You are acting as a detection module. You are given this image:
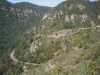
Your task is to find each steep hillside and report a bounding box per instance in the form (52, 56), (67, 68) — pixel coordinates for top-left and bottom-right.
(11, 0), (100, 75)
(14, 0), (100, 63)
(41, 0), (100, 32)
(0, 0), (100, 75)
(0, 0), (49, 60)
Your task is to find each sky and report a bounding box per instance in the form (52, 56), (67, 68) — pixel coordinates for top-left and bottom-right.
(7, 0), (66, 7)
(7, 0), (97, 7)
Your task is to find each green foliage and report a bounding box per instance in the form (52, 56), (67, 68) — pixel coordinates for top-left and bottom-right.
(0, 0), (49, 59)
(70, 29), (95, 48)
(31, 39), (62, 63)
(1, 0), (100, 75)
(49, 69), (62, 75)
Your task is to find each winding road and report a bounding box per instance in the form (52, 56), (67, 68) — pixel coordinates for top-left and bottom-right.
(10, 49), (40, 66)
(10, 25), (100, 65)
(47, 26), (100, 39)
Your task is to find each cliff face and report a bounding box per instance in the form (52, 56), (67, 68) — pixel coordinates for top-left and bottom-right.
(41, 0), (100, 32)
(0, 1), (49, 59)
(0, 0), (100, 75)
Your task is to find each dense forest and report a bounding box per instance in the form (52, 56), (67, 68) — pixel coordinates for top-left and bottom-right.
(0, 0), (100, 75)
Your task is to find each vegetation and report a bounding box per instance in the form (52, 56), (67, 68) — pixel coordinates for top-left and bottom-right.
(0, 0), (49, 60)
(0, 0), (100, 75)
